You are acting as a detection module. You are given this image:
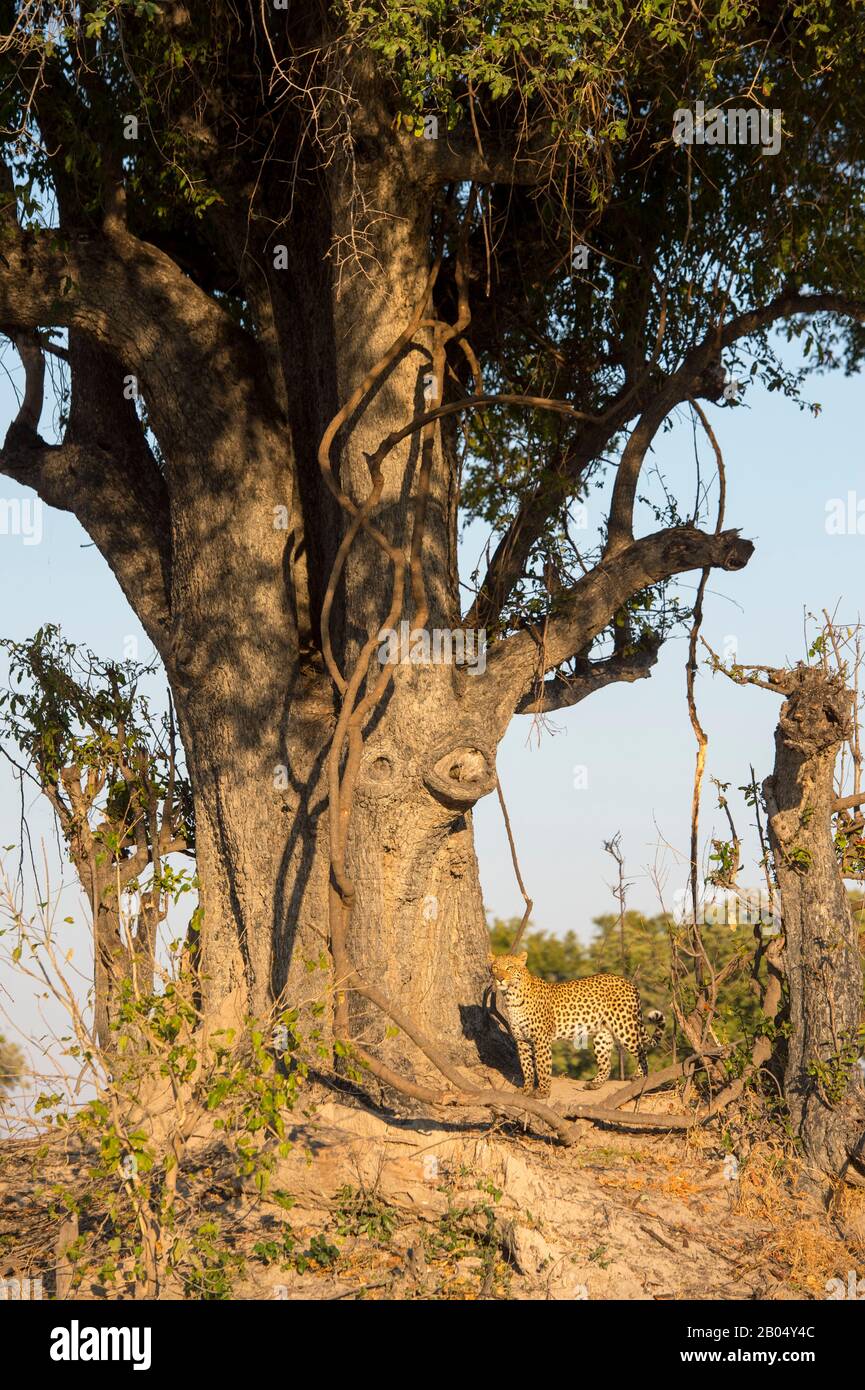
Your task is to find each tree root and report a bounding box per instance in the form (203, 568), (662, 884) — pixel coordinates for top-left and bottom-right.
(345, 983), (751, 1143)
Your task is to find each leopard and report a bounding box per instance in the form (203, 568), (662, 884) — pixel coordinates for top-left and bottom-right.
(488, 950), (665, 1098)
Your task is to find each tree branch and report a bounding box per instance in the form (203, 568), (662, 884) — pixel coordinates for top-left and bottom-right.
(473, 291), (865, 630)
(0, 327), (172, 645)
(604, 292), (865, 557)
(515, 630), (662, 715)
(472, 525), (753, 722)
(0, 210), (285, 473)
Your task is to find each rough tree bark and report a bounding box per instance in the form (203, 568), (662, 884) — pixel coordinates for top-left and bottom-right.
(763, 666), (865, 1181)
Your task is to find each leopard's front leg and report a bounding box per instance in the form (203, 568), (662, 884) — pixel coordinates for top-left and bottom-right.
(533, 1035), (553, 1099)
(516, 1039), (536, 1092)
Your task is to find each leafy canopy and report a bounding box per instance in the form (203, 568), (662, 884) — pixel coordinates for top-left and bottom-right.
(2, 2), (865, 641)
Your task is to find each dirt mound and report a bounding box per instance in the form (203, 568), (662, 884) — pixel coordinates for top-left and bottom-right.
(2, 1078), (863, 1300)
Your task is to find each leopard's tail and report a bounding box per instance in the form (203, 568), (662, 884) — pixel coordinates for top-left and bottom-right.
(644, 1008), (666, 1048)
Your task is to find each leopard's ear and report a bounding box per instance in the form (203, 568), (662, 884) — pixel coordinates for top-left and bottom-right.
(487, 951), (496, 963)
(517, 950), (528, 965)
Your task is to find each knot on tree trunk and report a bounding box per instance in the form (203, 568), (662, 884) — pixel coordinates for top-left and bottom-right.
(776, 666), (853, 758)
(423, 736), (497, 809)
(356, 740), (405, 800)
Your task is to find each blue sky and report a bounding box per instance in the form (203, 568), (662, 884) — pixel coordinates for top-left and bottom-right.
(0, 339), (862, 1062)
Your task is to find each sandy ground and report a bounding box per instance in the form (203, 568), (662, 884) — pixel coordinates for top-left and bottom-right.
(2, 1075), (863, 1300)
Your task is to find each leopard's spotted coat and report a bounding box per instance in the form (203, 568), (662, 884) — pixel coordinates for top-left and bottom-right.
(489, 951), (665, 1097)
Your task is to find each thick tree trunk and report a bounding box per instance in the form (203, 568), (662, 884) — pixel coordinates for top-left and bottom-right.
(338, 664), (497, 1069)
(158, 152), (497, 1076)
(170, 656), (331, 1034)
(175, 655), (497, 1072)
(763, 667), (865, 1181)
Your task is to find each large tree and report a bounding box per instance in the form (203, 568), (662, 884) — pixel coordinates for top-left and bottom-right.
(2, 2), (865, 1081)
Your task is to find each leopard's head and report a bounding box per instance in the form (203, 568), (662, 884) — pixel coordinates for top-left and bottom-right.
(488, 951), (528, 990)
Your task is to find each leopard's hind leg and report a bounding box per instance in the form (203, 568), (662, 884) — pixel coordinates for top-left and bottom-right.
(614, 1005), (650, 1079)
(585, 1028), (614, 1089)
